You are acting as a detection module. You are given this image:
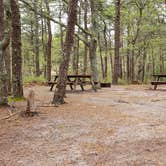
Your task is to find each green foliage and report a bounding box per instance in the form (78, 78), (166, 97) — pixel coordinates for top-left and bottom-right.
(23, 76), (46, 84)
(20, 0), (166, 85)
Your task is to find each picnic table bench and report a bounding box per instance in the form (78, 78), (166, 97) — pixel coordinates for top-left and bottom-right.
(151, 74), (166, 90)
(48, 74), (97, 91)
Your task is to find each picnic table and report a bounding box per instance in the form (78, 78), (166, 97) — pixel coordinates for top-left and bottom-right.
(151, 74), (166, 90)
(48, 74), (97, 91)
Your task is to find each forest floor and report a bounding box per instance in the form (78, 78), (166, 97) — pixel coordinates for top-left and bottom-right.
(0, 85), (166, 166)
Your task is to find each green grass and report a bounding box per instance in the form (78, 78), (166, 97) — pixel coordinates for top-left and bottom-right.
(23, 76), (46, 84)
(8, 96), (26, 102)
(118, 79), (128, 85)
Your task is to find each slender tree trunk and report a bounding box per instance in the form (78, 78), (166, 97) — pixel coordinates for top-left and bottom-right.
(103, 20), (108, 79)
(4, 47), (11, 93)
(131, 7), (143, 82)
(52, 0), (78, 105)
(45, 0), (52, 81)
(72, 4), (81, 75)
(113, 0), (121, 84)
(98, 34), (105, 79)
(90, 0), (99, 85)
(160, 48), (164, 74)
(131, 44), (135, 81)
(142, 42), (147, 82)
(0, 0), (10, 105)
(34, 0), (40, 76)
(127, 25), (130, 82)
(59, 7), (64, 52)
(30, 18), (35, 73)
(83, 0), (88, 75)
(151, 47), (155, 75)
(11, 0), (23, 98)
(104, 56), (108, 78)
(72, 38), (79, 74)
(0, 0), (4, 39)
(41, 2), (47, 78)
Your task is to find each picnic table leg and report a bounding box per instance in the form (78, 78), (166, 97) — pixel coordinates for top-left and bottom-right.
(69, 83), (74, 90)
(68, 77), (73, 90)
(50, 76), (57, 91)
(78, 78), (84, 91)
(154, 76), (160, 90)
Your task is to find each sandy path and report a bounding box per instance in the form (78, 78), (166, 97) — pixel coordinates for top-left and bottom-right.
(0, 85), (166, 166)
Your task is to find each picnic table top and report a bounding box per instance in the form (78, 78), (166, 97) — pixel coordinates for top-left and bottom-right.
(152, 74), (166, 77)
(53, 74), (92, 78)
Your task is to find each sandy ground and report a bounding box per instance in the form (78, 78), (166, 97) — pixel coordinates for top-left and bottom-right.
(0, 85), (166, 166)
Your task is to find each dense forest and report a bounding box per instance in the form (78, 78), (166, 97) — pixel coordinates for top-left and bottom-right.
(0, 0), (166, 105)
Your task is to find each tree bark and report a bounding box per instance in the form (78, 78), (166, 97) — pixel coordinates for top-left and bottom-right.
(45, 0), (52, 81)
(89, 0), (99, 85)
(113, 0), (121, 84)
(33, 0), (40, 76)
(0, 0), (9, 105)
(83, 0), (88, 75)
(52, 0), (78, 105)
(126, 24), (130, 82)
(4, 47), (11, 93)
(11, 0), (23, 97)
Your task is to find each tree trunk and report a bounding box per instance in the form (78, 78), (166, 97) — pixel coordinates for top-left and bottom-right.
(98, 34), (105, 79)
(41, 2), (47, 78)
(33, 0), (40, 76)
(0, 0), (10, 105)
(142, 42), (147, 82)
(72, 38), (79, 74)
(126, 25), (130, 82)
(59, 6), (64, 52)
(45, 0), (52, 81)
(104, 56), (108, 78)
(90, 0), (99, 85)
(83, 0), (88, 75)
(151, 47), (155, 75)
(4, 47), (11, 93)
(131, 44), (135, 81)
(113, 0), (121, 84)
(160, 48), (164, 74)
(11, 0), (23, 98)
(0, 0), (4, 39)
(52, 0), (78, 105)
(30, 18), (35, 73)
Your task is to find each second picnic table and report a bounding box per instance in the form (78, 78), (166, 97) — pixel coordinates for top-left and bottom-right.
(48, 74), (96, 91)
(151, 74), (166, 90)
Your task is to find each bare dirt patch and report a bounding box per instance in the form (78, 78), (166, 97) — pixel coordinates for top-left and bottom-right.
(0, 85), (166, 165)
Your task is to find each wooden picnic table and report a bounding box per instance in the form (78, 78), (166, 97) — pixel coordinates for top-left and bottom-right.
(48, 74), (97, 91)
(151, 74), (166, 90)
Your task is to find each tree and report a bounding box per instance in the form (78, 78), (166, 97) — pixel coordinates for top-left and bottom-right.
(11, 0), (23, 97)
(45, 0), (52, 82)
(52, 0), (78, 105)
(33, 0), (40, 76)
(89, 0), (99, 87)
(113, 0), (121, 84)
(82, 0), (88, 75)
(0, 0), (10, 105)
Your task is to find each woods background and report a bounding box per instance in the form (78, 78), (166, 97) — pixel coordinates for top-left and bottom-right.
(0, 0), (166, 104)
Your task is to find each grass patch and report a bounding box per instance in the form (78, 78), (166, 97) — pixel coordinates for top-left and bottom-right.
(118, 79), (128, 85)
(8, 96), (26, 102)
(23, 76), (46, 84)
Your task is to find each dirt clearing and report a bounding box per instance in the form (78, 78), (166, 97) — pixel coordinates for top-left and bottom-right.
(0, 85), (166, 166)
